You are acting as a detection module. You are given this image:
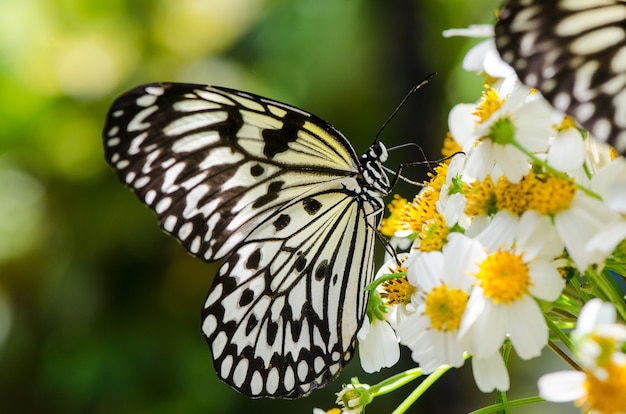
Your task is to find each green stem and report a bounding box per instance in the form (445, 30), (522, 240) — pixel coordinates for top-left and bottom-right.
(468, 396), (544, 414)
(391, 364), (453, 414)
(545, 316), (574, 351)
(368, 367), (423, 397)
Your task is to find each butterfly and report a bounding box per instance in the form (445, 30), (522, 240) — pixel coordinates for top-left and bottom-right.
(103, 82), (391, 398)
(494, 0), (626, 154)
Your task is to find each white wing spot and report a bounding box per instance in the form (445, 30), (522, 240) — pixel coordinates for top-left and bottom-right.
(196, 90), (236, 105)
(128, 132), (148, 155)
(178, 222), (193, 240)
(173, 99), (221, 112)
(110, 153), (120, 163)
(190, 236), (201, 253)
(202, 314), (218, 337)
(204, 283), (223, 308)
(164, 112), (228, 136)
(266, 367), (279, 394)
(220, 355), (234, 379)
(144, 189), (156, 205)
(107, 137), (120, 147)
(172, 131), (220, 153)
(297, 360), (309, 381)
(136, 93), (158, 107)
(107, 126), (119, 137)
(112, 109), (124, 117)
(128, 105), (158, 132)
(134, 176), (150, 189)
(116, 160), (130, 169)
(314, 356), (325, 373)
(283, 365), (295, 392)
(232, 359), (249, 387)
(161, 158), (176, 169)
(161, 162), (186, 192)
(592, 119), (611, 142)
(163, 215), (177, 232)
(145, 85), (164, 96)
(250, 371), (263, 396)
(212, 331), (228, 359)
(155, 197), (172, 214)
(125, 171), (136, 184)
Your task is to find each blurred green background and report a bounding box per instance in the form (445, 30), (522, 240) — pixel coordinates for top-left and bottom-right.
(0, 0), (575, 413)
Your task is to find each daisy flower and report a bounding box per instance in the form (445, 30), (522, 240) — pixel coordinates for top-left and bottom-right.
(396, 233), (484, 372)
(459, 213), (565, 361)
(538, 300), (626, 413)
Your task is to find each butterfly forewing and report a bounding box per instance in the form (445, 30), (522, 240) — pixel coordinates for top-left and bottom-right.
(495, 0), (626, 153)
(103, 82), (388, 398)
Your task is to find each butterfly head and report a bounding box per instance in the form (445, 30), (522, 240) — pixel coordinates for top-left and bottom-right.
(359, 141), (391, 196)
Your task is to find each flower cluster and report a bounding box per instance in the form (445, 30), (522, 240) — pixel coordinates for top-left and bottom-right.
(323, 24), (626, 414)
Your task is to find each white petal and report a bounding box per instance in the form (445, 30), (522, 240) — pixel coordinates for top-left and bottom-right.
(507, 297), (548, 359)
(574, 298), (616, 337)
(474, 210), (517, 252)
(547, 128), (585, 173)
(528, 261), (565, 301)
(516, 211), (564, 261)
(555, 193), (618, 270)
(407, 251), (444, 291)
(441, 233), (485, 289)
(537, 371), (585, 402)
(471, 353), (510, 392)
(358, 320), (399, 373)
(448, 104), (479, 147)
(491, 144), (530, 184)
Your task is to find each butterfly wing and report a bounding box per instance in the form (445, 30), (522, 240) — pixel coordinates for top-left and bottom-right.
(103, 83), (384, 398)
(495, 0), (626, 154)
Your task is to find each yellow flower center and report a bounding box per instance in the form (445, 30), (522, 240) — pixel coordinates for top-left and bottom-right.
(424, 285), (469, 332)
(381, 276), (416, 306)
(379, 194), (409, 236)
(424, 162), (448, 193)
(527, 172), (577, 215)
(402, 188), (440, 233)
(442, 132), (463, 158)
(475, 251), (531, 304)
(474, 86), (504, 123)
(580, 362), (626, 414)
(465, 175), (497, 217)
(495, 173), (534, 214)
(416, 213), (449, 252)
(555, 115), (577, 132)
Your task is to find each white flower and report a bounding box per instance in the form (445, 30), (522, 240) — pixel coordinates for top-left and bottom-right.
(396, 233), (484, 372)
(459, 218), (565, 361)
(538, 300), (626, 413)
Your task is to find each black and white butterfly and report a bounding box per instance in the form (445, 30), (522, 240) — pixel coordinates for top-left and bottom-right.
(103, 83), (391, 398)
(495, 0), (626, 154)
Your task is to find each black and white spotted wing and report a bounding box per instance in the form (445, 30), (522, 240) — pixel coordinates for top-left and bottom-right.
(103, 83), (391, 398)
(495, 0), (626, 154)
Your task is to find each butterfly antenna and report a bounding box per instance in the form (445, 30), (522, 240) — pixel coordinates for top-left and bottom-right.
(374, 73), (437, 143)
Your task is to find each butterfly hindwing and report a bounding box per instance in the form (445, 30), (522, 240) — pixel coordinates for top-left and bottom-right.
(495, 0), (626, 153)
(203, 189), (379, 398)
(103, 82), (388, 398)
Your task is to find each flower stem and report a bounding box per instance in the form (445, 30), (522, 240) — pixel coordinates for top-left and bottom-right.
(468, 396), (544, 414)
(368, 367), (423, 397)
(390, 365), (453, 414)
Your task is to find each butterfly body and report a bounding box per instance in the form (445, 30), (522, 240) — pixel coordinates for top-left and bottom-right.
(103, 82), (390, 398)
(495, 0), (626, 153)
